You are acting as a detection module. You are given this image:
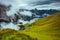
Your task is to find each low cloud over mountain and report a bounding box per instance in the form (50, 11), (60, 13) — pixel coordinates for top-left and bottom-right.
(0, 0), (60, 30)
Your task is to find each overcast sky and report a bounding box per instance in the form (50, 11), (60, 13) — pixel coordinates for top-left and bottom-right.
(0, 0), (60, 9)
(0, 0), (60, 16)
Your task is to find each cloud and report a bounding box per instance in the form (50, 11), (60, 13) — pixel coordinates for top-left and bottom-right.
(51, 0), (60, 2)
(33, 3), (60, 10)
(30, 0), (60, 6)
(20, 11), (32, 16)
(1, 22), (20, 30)
(0, 0), (28, 15)
(0, 0), (60, 16)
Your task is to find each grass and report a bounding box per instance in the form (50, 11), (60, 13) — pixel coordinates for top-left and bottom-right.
(0, 29), (36, 40)
(22, 12), (60, 40)
(0, 12), (60, 40)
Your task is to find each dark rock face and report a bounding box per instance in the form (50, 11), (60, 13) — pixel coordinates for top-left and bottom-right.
(0, 4), (59, 22)
(0, 4), (11, 22)
(18, 8), (59, 21)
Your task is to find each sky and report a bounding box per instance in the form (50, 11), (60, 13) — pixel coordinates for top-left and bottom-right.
(0, 0), (60, 9)
(0, 0), (60, 16)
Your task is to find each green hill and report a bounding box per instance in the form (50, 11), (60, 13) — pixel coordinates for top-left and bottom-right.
(0, 12), (60, 40)
(0, 29), (36, 40)
(23, 12), (60, 40)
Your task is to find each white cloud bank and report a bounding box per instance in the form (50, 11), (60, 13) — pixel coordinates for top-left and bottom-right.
(0, 22), (20, 30)
(20, 11), (32, 16)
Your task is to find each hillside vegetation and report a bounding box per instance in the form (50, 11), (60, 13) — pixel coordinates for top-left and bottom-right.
(0, 29), (36, 40)
(0, 12), (60, 40)
(23, 12), (60, 40)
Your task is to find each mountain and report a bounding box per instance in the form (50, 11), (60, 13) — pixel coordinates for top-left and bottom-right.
(9, 9), (59, 24)
(0, 4), (59, 23)
(23, 12), (60, 40)
(0, 4), (11, 22)
(19, 9), (59, 21)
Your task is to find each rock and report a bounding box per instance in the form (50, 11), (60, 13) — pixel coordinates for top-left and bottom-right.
(0, 4), (11, 22)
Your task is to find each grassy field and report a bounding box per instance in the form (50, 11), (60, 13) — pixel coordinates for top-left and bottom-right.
(0, 29), (36, 40)
(0, 12), (60, 40)
(23, 12), (60, 40)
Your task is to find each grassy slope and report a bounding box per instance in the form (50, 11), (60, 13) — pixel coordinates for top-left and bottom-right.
(0, 29), (35, 40)
(23, 12), (60, 40)
(0, 12), (60, 40)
